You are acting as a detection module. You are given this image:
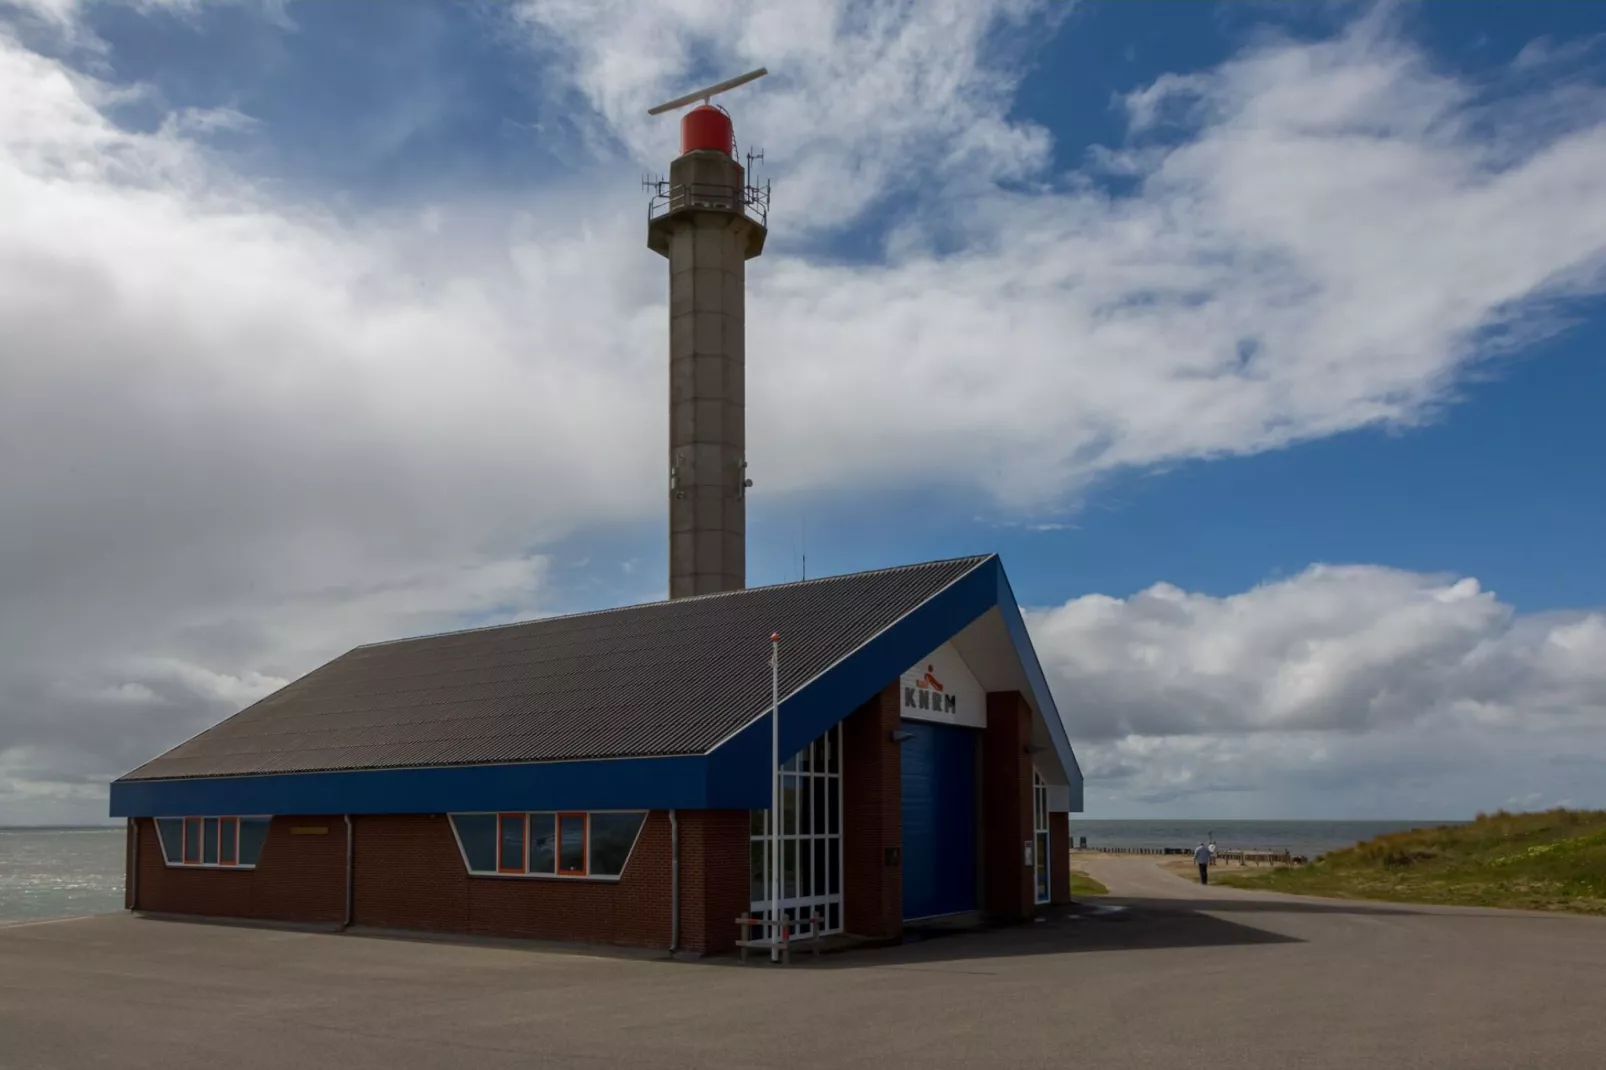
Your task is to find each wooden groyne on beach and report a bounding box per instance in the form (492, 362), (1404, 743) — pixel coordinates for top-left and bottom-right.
(1073, 846), (1299, 865)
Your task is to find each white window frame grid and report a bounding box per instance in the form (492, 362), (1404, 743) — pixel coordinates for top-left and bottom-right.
(750, 723), (844, 936)
(1033, 771), (1051, 905)
(448, 809), (648, 882)
(154, 815), (271, 869)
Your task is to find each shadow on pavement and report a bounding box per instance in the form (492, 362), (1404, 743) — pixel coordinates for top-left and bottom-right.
(712, 901), (1305, 971)
(1101, 896), (1417, 916)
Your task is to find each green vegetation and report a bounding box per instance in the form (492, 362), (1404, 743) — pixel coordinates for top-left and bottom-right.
(1214, 808), (1606, 915)
(1070, 869), (1108, 896)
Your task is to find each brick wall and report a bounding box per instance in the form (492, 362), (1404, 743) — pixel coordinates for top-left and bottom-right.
(676, 810), (750, 954)
(1050, 811), (1071, 904)
(132, 815), (347, 926)
(351, 814), (466, 932)
(982, 691), (1035, 922)
(842, 681), (902, 940)
(355, 812), (680, 949)
(128, 810), (750, 954)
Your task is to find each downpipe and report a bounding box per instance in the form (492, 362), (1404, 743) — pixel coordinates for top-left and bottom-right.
(669, 809), (680, 954)
(343, 814), (354, 930)
(127, 818), (138, 912)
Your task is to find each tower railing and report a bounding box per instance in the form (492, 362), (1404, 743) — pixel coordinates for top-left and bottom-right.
(647, 180), (770, 228)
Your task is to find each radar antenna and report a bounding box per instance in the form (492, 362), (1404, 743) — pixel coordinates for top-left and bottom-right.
(647, 67), (769, 116)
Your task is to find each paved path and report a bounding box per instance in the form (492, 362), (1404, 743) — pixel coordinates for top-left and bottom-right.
(3, 866), (1605, 1070)
(1076, 849), (1592, 915)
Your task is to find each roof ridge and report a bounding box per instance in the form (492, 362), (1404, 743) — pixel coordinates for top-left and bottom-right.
(352, 553), (997, 652)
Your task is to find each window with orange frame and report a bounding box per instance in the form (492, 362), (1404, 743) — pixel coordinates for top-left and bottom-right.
(154, 816), (270, 868)
(450, 811), (646, 879)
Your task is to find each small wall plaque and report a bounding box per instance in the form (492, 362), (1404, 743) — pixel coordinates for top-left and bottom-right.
(291, 826), (329, 835)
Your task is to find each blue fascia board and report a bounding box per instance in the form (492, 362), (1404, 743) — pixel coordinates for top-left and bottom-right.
(706, 556), (1001, 808)
(108, 752), (717, 818)
(995, 564), (1085, 812)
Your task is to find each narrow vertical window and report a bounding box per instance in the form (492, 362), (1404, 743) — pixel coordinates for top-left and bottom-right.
(202, 817), (220, 865)
(796, 837), (811, 899)
(528, 812), (557, 874)
(498, 813), (526, 873)
(749, 839), (766, 904)
(558, 813), (586, 875)
(219, 817), (238, 865)
(182, 817), (202, 864)
(1033, 772), (1050, 904)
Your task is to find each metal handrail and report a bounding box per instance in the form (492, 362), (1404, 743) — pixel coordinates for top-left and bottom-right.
(648, 180), (770, 228)
(735, 912), (823, 965)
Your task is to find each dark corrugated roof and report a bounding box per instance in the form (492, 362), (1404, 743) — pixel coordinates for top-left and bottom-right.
(119, 555), (993, 782)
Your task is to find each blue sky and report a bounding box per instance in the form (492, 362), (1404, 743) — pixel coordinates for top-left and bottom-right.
(2, 0), (1604, 822)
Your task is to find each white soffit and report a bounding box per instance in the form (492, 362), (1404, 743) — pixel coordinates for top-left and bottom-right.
(950, 607), (1074, 788)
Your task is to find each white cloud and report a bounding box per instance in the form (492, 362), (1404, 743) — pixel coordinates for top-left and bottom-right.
(0, 29), (653, 815)
(513, 0), (1055, 229)
(1, 0), (77, 28)
(4, 4), (1606, 819)
(1512, 33), (1606, 74)
(0, 0), (235, 52)
(1029, 565), (1606, 814)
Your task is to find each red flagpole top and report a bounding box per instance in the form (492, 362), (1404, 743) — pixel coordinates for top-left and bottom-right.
(770, 633), (780, 642)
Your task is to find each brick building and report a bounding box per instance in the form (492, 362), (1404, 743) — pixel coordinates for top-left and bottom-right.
(111, 554), (1083, 955)
(111, 81), (1083, 956)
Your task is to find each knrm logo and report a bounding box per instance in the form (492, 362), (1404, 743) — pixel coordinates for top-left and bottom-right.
(904, 665), (957, 716)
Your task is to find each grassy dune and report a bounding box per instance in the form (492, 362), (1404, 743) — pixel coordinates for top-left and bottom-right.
(1070, 869), (1109, 896)
(1213, 808), (1606, 915)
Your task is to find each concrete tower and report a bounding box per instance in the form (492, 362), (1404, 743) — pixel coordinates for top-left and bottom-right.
(647, 72), (769, 600)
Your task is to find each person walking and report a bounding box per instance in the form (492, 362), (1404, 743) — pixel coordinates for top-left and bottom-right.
(1194, 841), (1212, 885)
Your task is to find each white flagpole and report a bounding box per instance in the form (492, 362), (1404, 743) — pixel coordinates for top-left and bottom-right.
(769, 631), (781, 963)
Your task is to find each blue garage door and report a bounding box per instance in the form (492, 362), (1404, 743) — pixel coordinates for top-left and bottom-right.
(900, 719), (978, 921)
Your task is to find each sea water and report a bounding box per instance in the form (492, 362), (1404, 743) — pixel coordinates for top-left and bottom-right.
(0, 827), (125, 923)
(1, 820), (1463, 924)
(1072, 819), (1461, 859)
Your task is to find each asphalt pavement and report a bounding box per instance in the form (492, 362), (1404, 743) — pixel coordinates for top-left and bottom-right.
(2, 857), (1603, 1070)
